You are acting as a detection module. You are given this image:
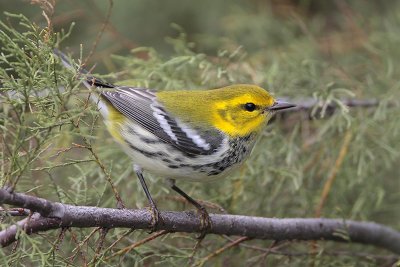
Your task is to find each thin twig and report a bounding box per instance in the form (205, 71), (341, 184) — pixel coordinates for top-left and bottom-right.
(312, 130), (353, 260)
(67, 228), (87, 266)
(67, 227), (100, 263)
(279, 98), (381, 114)
(101, 229), (135, 257)
(82, 0), (113, 68)
(0, 207), (30, 216)
(84, 144), (126, 209)
(315, 130), (353, 217)
(223, 236), (398, 261)
(188, 237), (205, 266)
(197, 236), (250, 266)
(47, 227), (68, 262)
(91, 227), (109, 265)
(106, 230), (169, 260)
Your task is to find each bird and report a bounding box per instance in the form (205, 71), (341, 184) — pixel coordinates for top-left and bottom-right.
(54, 50), (295, 236)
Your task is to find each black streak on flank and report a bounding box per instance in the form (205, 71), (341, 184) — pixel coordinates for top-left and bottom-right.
(140, 136), (161, 144)
(126, 127), (160, 144)
(126, 141), (173, 165)
(168, 165), (179, 169)
(127, 141), (159, 158)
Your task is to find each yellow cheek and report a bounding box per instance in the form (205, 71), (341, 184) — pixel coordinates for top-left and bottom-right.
(239, 115), (265, 136)
(212, 104), (266, 137)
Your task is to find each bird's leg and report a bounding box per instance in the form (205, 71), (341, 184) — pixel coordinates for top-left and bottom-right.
(134, 165), (162, 232)
(168, 179), (211, 239)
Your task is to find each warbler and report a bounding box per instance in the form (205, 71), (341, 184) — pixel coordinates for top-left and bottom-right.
(55, 50), (295, 234)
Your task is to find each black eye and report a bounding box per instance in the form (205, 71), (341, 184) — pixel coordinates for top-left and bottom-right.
(244, 102), (256, 112)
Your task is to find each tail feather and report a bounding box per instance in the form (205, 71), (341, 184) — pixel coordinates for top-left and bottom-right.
(53, 48), (83, 72)
(53, 49), (113, 118)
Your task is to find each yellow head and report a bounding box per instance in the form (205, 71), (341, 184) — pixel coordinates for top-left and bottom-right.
(156, 84), (294, 137)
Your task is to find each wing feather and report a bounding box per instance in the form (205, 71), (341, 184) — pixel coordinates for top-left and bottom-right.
(98, 83), (224, 156)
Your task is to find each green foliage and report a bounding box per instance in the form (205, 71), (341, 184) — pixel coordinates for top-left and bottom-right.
(1, 1), (400, 266)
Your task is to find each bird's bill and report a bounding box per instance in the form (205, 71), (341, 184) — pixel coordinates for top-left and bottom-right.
(268, 100), (296, 111)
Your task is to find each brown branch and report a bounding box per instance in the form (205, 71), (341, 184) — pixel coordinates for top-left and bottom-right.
(319, 130), (352, 207)
(199, 236), (250, 266)
(82, 0), (114, 68)
(278, 98), (381, 114)
(0, 188), (399, 255)
(107, 230), (168, 260)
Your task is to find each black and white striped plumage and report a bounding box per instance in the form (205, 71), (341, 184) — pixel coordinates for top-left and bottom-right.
(89, 78), (257, 181)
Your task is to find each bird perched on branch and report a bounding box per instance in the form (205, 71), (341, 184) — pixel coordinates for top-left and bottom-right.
(54, 50), (295, 237)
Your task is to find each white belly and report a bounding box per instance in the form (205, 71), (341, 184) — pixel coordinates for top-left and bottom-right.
(118, 123), (252, 182)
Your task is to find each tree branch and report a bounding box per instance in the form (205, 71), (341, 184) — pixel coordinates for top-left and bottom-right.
(287, 98), (380, 112)
(0, 188), (399, 255)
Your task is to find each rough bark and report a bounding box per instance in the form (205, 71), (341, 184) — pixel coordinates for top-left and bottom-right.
(0, 188), (399, 254)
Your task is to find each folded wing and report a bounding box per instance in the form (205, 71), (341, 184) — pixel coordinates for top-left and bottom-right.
(96, 81), (224, 156)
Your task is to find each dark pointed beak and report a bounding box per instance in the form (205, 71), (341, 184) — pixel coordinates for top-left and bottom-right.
(268, 100), (296, 111)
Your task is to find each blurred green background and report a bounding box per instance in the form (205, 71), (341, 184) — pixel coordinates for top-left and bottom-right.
(1, 0), (399, 266)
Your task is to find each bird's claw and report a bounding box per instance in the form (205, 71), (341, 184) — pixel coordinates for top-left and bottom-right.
(147, 205), (163, 233)
(196, 206), (211, 240)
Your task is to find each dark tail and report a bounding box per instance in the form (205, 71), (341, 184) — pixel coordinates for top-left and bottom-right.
(53, 49), (115, 89)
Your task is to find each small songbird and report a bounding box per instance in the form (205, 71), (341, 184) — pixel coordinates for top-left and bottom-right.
(55, 50), (295, 236)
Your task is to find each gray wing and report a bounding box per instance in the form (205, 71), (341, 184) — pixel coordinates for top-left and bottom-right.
(97, 82), (224, 156)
